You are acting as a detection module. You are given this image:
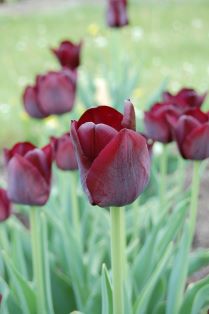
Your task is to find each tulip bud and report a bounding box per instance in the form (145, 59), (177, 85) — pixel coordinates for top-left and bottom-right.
(106, 0), (129, 28)
(23, 69), (76, 118)
(173, 108), (209, 160)
(71, 101), (150, 207)
(4, 143), (53, 206)
(51, 40), (82, 70)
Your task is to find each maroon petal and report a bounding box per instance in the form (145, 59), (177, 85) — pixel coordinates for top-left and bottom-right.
(71, 120), (92, 184)
(85, 129), (150, 207)
(23, 86), (48, 118)
(37, 71), (76, 115)
(4, 142), (36, 164)
(121, 99), (136, 130)
(25, 148), (52, 185)
(7, 155), (50, 206)
(182, 123), (209, 160)
(51, 133), (78, 171)
(0, 188), (11, 222)
(174, 116), (201, 159)
(77, 122), (118, 161)
(77, 106), (123, 131)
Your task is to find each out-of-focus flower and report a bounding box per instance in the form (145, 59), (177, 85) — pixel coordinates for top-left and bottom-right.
(71, 100), (150, 207)
(144, 102), (180, 143)
(163, 88), (207, 109)
(51, 40), (82, 70)
(23, 69), (77, 118)
(87, 23), (100, 37)
(106, 0), (129, 28)
(51, 132), (78, 171)
(0, 188), (11, 222)
(173, 108), (209, 160)
(4, 142), (53, 206)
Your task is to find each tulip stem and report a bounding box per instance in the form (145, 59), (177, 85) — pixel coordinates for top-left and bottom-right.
(110, 207), (125, 314)
(30, 207), (48, 314)
(70, 172), (81, 244)
(159, 144), (168, 208)
(189, 161), (200, 243)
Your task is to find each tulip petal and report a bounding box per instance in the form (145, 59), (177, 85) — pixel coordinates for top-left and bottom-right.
(77, 122), (118, 160)
(37, 72), (76, 115)
(77, 106), (123, 131)
(182, 123), (209, 160)
(4, 142), (36, 164)
(7, 155), (50, 206)
(85, 129), (150, 207)
(23, 86), (48, 118)
(174, 116), (200, 158)
(0, 188), (11, 222)
(121, 100), (136, 130)
(25, 148), (52, 185)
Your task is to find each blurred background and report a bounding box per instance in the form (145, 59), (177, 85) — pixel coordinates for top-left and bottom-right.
(0, 0), (208, 150)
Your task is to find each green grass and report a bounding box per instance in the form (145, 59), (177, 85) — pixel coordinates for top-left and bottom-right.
(0, 1), (209, 148)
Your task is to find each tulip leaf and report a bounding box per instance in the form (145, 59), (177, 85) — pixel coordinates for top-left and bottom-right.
(191, 284), (209, 314)
(133, 243), (172, 314)
(146, 277), (166, 313)
(101, 264), (113, 314)
(0, 277), (10, 314)
(51, 268), (76, 314)
(188, 249), (209, 276)
(2, 250), (36, 314)
(166, 224), (190, 314)
(180, 274), (209, 314)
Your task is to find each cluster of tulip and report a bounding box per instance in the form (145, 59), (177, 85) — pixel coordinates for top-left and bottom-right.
(1, 1), (209, 314)
(145, 88), (208, 160)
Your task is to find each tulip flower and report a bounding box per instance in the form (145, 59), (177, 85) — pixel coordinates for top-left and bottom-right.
(71, 100), (150, 207)
(173, 108), (209, 160)
(144, 102), (181, 143)
(163, 87), (207, 109)
(51, 40), (82, 70)
(51, 132), (78, 171)
(4, 142), (53, 206)
(23, 69), (76, 118)
(106, 0), (129, 28)
(0, 188), (11, 222)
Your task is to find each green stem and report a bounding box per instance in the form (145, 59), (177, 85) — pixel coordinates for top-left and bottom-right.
(30, 207), (47, 314)
(110, 207), (125, 314)
(41, 212), (55, 314)
(159, 144), (168, 207)
(70, 172), (81, 240)
(177, 156), (185, 195)
(189, 161), (200, 243)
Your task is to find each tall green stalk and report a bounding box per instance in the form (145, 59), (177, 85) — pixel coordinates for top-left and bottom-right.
(30, 207), (48, 314)
(159, 144), (168, 207)
(189, 161), (200, 242)
(70, 172), (80, 238)
(110, 207), (125, 314)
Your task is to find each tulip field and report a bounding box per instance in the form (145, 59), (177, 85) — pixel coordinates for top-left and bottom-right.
(1, 1), (209, 314)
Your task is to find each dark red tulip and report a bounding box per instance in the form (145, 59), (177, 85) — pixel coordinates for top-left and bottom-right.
(163, 88), (207, 109)
(173, 108), (209, 160)
(51, 40), (82, 70)
(51, 132), (78, 171)
(0, 188), (11, 222)
(5, 143), (53, 206)
(23, 69), (76, 118)
(144, 102), (181, 143)
(106, 0), (129, 28)
(71, 100), (150, 207)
